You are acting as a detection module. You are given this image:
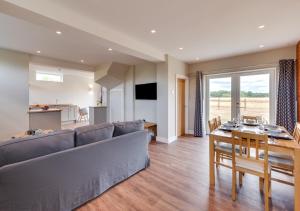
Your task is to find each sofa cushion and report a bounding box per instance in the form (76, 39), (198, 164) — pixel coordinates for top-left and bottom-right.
(75, 123), (114, 146)
(113, 126), (140, 137)
(113, 120), (144, 137)
(0, 130), (75, 168)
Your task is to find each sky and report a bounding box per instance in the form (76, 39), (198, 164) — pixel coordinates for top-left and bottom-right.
(210, 74), (269, 93)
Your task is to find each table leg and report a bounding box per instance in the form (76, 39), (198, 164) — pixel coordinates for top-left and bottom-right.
(209, 135), (215, 186)
(295, 148), (300, 211)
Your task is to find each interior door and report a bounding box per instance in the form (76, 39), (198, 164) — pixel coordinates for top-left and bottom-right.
(177, 79), (185, 136)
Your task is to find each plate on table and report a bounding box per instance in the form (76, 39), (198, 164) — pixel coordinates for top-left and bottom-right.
(219, 122), (239, 132)
(263, 124), (279, 130)
(242, 122), (260, 126)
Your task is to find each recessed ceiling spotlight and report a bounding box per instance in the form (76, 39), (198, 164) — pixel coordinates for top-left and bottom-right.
(56, 31), (62, 35)
(179, 47), (184, 50)
(108, 48), (113, 51)
(80, 59), (84, 63)
(36, 50), (41, 54)
(259, 44), (265, 48)
(150, 29), (157, 34)
(258, 25), (265, 29)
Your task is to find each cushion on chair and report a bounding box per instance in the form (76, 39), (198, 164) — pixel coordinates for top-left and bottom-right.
(113, 120), (144, 137)
(75, 123), (114, 146)
(259, 151), (294, 170)
(215, 142), (240, 153)
(236, 157), (270, 174)
(0, 130), (75, 167)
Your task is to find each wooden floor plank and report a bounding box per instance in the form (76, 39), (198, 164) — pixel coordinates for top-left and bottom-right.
(77, 136), (294, 211)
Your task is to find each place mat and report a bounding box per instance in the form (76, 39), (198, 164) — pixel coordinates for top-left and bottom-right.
(218, 126), (240, 132)
(267, 133), (294, 140)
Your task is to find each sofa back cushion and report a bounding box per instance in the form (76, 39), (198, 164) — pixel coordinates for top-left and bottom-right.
(113, 120), (144, 137)
(0, 130), (75, 168)
(75, 123), (114, 146)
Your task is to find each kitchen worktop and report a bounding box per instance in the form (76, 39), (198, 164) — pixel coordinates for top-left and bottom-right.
(28, 108), (62, 113)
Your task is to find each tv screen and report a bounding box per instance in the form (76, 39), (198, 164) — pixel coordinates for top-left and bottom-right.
(135, 83), (157, 100)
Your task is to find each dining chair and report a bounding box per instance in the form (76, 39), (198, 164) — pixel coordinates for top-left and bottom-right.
(78, 107), (88, 122)
(208, 118), (217, 132)
(217, 116), (222, 127)
(232, 131), (270, 211)
(208, 118), (239, 169)
(260, 122), (300, 186)
(241, 115), (261, 123)
(293, 122), (300, 144)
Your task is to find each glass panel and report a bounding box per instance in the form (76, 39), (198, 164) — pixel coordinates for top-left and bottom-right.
(239, 74), (270, 122)
(209, 77), (231, 122)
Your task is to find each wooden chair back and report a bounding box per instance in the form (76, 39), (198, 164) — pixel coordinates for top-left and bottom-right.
(217, 116), (222, 127)
(232, 131), (269, 175)
(293, 122), (300, 144)
(241, 115), (261, 123)
(208, 118), (218, 132)
(210, 133), (233, 145)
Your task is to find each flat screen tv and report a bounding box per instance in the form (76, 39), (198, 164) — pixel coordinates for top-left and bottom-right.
(135, 83), (157, 100)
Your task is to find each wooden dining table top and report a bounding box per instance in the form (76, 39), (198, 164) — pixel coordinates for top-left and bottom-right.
(210, 124), (300, 150)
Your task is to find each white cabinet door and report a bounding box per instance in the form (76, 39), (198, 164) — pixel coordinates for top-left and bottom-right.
(68, 106), (77, 121)
(61, 107), (69, 122)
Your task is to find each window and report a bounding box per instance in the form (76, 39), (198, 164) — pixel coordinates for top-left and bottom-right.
(36, 71), (63, 82)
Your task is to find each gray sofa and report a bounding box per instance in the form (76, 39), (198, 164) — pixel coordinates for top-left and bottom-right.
(0, 121), (150, 211)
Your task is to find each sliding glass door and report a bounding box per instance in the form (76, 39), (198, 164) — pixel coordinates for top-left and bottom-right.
(239, 73), (271, 122)
(208, 77), (232, 122)
(205, 68), (276, 129)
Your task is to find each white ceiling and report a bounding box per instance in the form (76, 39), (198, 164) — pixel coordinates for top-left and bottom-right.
(1, 0), (300, 64)
(0, 12), (146, 66)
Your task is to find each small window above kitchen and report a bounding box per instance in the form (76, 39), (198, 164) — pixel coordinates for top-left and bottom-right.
(36, 71), (63, 83)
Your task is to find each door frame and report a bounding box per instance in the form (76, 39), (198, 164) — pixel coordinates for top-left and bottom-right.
(175, 74), (189, 137)
(204, 67), (277, 133)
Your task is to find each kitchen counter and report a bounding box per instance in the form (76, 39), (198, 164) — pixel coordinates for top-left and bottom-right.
(29, 109), (61, 130)
(30, 104), (78, 123)
(28, 108), (62, 113)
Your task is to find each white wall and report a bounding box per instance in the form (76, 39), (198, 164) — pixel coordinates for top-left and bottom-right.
(156, 55), (188, 142)
(188, 46), (297, 132)
(156, 61), (169, 139)
(29, 64), (100, 108)
(124, 66), (134, 121)
(134, 62), (157, 122)
(167, 56), (188, 139)
(0, 49), (29, 141)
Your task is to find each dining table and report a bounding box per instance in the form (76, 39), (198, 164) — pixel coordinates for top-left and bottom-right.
(209, 123), (300, 211)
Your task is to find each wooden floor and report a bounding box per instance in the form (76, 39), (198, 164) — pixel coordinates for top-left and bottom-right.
(77, 136), (294, 211)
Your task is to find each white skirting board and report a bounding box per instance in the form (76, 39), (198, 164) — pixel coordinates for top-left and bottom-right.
(156, 136), (177, 144)
(186, 129), (194, 135)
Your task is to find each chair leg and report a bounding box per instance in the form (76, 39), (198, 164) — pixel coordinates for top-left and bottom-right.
(259, 177), (264, 192)
(268, 173), (272, 198)
(239, 172), (243, 187)
(264, 177), (269, 211)
(232, 169), (237, 201)
(216, 152), (220, 168)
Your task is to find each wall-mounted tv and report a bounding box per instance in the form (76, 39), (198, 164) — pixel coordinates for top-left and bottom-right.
(135, 83), (157, 100)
